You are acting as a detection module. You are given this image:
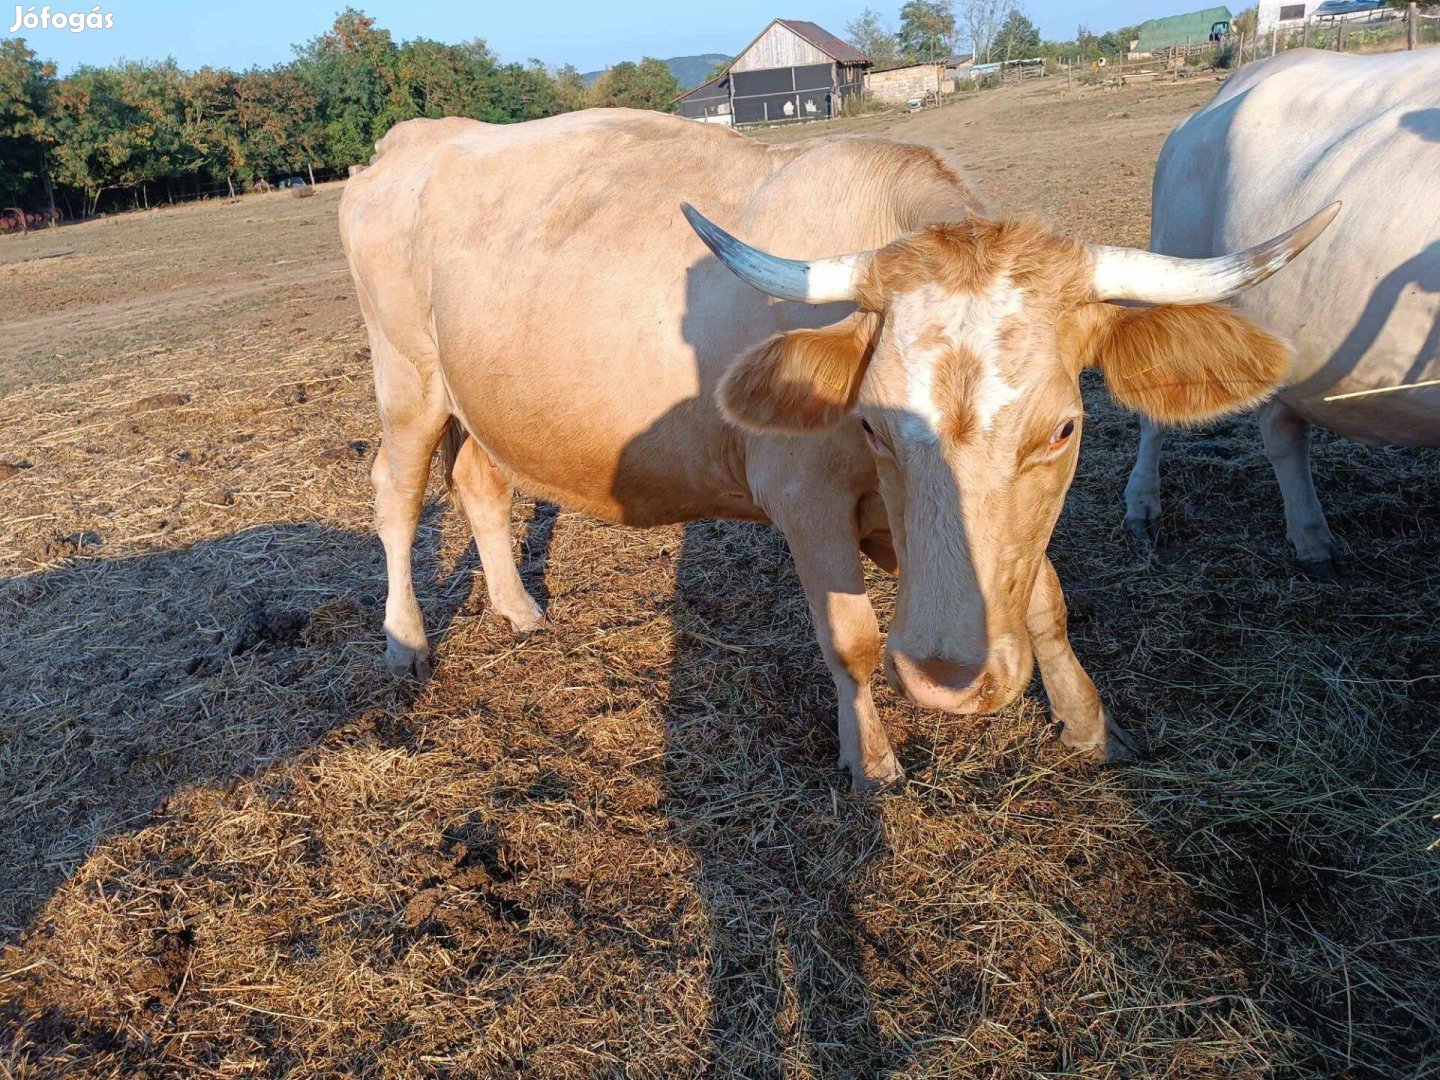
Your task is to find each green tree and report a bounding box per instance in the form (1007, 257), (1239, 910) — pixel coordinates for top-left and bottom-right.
(994, 9), (1041, 59)
(394, 38), (490, 118)
(551, 63), (591, 111)
(180, 66), (246, 195)
(846, 8), (900, 68)
(899, 0), (958, 61)
(1095, 25), (1138, 58)
(47, 61), (189, 215)
(484, 60), (563, 122)
(294, 8), (405, 169)
(233, 65), (323, 184)
(590, 57), (680, 111)
(5, 9), (584, 215)
(0, 38), (56, 206)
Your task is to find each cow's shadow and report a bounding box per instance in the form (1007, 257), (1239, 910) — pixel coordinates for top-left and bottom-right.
(2, 503), (908, 1074)
(660, 518), (902, 1077)
(1400, 107), (1440, 143)
(0, 504), (557, 940)
(1289, 239), (1440, 400)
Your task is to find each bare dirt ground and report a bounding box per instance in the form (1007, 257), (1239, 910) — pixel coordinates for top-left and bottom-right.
(1, 77), (1437, 1078)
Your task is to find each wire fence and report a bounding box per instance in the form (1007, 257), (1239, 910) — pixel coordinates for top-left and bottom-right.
(87, 166), (351, 217)
(1176, 5), (1439, 71)
(1, 165), (353, 228)
(1050, 5), (1440, 90)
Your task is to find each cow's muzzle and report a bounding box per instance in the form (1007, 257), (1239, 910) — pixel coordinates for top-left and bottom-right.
(885, 641), (1030, 715)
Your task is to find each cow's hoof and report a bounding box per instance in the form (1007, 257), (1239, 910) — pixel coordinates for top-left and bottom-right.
(845, 751), (907, 795)
(1061, 711), (1140, 763)
(385, 644), (431, 681)
(1296, 554), (1349, 582)
(497, 594), (546, 634)
(1124, 514), (1160, 550)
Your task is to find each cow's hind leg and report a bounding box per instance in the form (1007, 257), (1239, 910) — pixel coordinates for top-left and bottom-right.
(1028, 558), (1137, 762)
(370, 341), (449, 679)
(1123, 417), (1167, 547)
(775, 500), (903, 793)
(1258, 398), (1343, 579)
(448, 432), (545, 633)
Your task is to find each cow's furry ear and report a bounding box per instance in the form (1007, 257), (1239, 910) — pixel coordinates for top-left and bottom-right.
(1070, 302), (1293, 424)
(717, 313), (878, 433)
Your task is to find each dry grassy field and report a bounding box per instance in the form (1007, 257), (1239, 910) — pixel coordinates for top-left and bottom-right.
(1, 78), (1437, 1078)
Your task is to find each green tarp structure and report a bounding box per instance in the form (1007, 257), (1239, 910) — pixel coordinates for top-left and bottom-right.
(1136, 6), (1233, 51)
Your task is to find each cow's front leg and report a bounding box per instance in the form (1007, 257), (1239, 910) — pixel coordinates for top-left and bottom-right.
(1027, 558), (1137, 762)
(1257, 398), (1343, 578)
(781, 518), (904, 793)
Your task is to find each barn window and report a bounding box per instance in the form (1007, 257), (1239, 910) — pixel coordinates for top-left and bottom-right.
(1279, 4), (1306, 19)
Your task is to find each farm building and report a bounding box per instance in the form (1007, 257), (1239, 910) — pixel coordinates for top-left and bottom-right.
(866, 61), (952, 104)
(1135, 6), (1233, 52)
(676, 18), (870, 126)
(676, 72), (732, 124)
(965, 57), (1047, 83)
(1257, 0), (1389, 32)
(1258, 0), (1320, 29)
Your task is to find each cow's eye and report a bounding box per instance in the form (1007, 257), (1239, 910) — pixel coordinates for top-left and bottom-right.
(859, 416), (893, 458)
(1049, 418), (1077, 451)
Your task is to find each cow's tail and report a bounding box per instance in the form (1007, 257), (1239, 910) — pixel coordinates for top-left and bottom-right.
(440, 417), (466, 498)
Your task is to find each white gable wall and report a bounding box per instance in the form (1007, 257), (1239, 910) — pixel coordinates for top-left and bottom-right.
(1257, 0), (1321, 33)
(731, 22), (833, 72)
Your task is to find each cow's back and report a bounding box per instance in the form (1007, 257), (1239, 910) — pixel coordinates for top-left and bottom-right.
(1152, 49), (1440, 443)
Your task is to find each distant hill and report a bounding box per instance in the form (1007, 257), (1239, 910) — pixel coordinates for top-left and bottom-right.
(582, 53), (730, 91)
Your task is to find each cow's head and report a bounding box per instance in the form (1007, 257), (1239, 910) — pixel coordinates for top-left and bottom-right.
(684, 201), (1337, 714)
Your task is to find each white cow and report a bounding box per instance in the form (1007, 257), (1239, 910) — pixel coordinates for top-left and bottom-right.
(1124, 48), (1440, 576)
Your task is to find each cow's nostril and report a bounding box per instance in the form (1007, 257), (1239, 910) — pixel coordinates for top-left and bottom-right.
(910, 656), (983, 693)
(976, 673), (997, 704)
(904, 656), (984, 696)
(889, 652), (996, 714)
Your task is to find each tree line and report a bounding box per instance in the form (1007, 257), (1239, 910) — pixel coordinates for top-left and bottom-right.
(846, 0), (1139, 69)
(0, 8), (682, 217)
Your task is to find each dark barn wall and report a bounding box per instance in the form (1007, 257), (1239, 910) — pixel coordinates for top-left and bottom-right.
(678, 80), (730, 119)
(731, 62), (835, 124)
(836, 62), (865, 99)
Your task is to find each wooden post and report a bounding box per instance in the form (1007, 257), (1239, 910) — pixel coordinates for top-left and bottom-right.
(1338, 19), (1348, 50)
(1271, 25), (1278, 55)
(1409, 2), (1419, 49)
(1303, 19), (1312, 47)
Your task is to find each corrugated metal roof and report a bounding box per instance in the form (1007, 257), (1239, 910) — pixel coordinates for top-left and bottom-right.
(1313, 0), (1384, 17)
(1136, 6), (1233, 51)
(777, 19), (872, 64)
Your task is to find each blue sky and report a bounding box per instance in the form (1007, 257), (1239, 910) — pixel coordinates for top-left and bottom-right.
(12, 0), (1166, 74)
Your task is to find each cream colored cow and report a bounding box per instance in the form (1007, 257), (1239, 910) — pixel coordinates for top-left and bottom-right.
(340, 109), (1331, 790)
(1126, 49), (1437, 576)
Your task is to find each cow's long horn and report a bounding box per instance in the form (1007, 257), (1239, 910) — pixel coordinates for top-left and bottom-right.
(682, 203), (869, 305)
(1088, 202), (1340, 305)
